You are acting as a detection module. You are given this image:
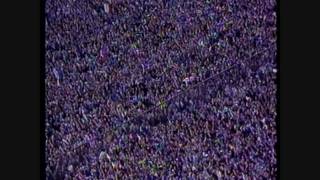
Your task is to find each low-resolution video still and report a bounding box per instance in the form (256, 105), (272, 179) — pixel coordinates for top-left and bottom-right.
(45, 0), (277, 179)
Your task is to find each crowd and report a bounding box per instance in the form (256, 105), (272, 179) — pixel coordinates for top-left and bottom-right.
(46, 0), (277, 179)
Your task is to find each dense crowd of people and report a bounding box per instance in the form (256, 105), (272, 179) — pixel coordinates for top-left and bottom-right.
(46, 0), (277, 179)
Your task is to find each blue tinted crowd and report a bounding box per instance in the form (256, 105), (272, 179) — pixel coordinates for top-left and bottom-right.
(46, 0), (277, 179)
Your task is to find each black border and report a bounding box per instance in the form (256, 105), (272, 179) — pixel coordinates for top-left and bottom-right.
(276, 0), (280, 178)
(40, 0), (46, 179)
(278, 0), (319, 179)
(2, 0), (40, 179)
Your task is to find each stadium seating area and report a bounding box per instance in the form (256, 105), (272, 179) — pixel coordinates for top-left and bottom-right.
(45, 0), (277, 178)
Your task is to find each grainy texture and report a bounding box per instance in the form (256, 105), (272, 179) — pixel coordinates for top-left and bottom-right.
(45, 0), (277, 179)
